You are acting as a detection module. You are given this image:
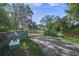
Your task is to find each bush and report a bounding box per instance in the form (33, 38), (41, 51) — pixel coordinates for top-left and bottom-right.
(0, 33), (8, 42)
(46, 31), (58, 37)
(17, 31), (28, 40)
(0, 4), (12, 32)
(0, 32), (9, 55)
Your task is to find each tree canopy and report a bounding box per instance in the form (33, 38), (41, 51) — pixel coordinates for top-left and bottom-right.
(0, 4), (12, 32)
(66, 4), (79, 21)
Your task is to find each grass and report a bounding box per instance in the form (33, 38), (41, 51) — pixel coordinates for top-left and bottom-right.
(35, 32), (44, 35)
(0, 38), (44, 56)
(22, 38), (44, 56)
(62, 36), (79, 44)
(52, 35), (79, 44)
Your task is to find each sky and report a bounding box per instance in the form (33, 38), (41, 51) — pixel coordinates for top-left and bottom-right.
(27, 3), (68, 24)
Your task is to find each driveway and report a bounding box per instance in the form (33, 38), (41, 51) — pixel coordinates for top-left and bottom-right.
(29, 33), (79, 56)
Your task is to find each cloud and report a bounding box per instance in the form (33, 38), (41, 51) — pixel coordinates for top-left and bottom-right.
(29, 3), (42, 7)
(33, 10), (37, 14)
(48, 3), (62, 6)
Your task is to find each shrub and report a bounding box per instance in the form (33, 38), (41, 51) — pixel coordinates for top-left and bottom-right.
(47, 31), (58, 37)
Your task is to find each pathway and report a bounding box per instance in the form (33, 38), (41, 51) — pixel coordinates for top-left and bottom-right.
(29, 33), (79, 56)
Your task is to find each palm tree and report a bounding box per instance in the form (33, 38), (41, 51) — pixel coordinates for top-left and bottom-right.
(53, 15), (70, 33)
(52, 16), (61, 32)
(66, 3), (79, 21)
(40, 15), (54, 31)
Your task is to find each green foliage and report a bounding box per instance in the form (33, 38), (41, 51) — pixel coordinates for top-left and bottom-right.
(62, 36), (79, 44)
(52, 16), (61, 32)
(66, 4), (79, 21)
(0, 38), (44, 56)
(46, 31), (58, 37)
(40, 15), (54, 31)
(0, 4), (12, 32)
(40, 15), (73, 36)
(17, 31), (28, 41)
(32, 22), (38, 30)
(25, 39), (44, 56)
(8, 4), (33, 30)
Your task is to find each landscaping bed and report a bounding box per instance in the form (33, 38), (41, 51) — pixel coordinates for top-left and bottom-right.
(2, 38), (44, 56)
(0, 31), (43, 56)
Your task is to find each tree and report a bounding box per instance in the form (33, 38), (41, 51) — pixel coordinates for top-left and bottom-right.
(18, 4), (33, 30)
(52, 16), (61, 32)
(0, 3), (12, 32)
(32, 22), (38, 30)
(66, 4), (79, 21)
(66, 4), (79, 32)
(7, 4), (33, 31)
(60, 15), (70, 32)
(27, 19), (33, 30)
(52, 15), (71, 33)
(7, 4), (20, 30)
(56, 15), (71, 33)
(40, 15), (54, 31)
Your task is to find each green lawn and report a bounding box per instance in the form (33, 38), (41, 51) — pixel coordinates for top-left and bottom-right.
(62, 36), (79, 44)
(52, 35), (79, 44)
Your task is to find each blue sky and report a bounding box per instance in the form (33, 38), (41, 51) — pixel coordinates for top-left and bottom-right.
(27, 3), (68, 24)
